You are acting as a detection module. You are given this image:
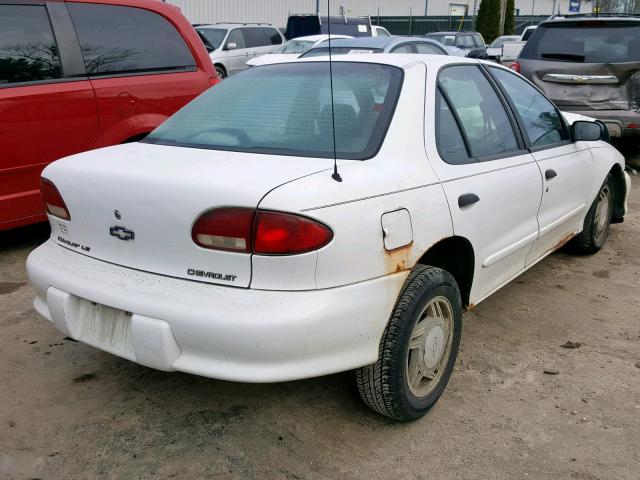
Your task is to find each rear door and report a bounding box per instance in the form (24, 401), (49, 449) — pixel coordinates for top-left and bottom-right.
(426, 65), (542, 302)
(66, 2), (210, 146)
(0, 2), (98, 230)
(487, 66), (594, 266)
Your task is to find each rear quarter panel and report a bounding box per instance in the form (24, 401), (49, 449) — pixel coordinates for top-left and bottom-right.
(256, 63), (454, 290)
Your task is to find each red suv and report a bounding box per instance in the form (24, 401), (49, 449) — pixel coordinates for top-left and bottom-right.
(0, 0), (217, 231)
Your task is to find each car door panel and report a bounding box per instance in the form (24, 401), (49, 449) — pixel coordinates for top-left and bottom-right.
(525, 143), (594, 265)
(427, 65), (543, 303)
(485, 66), (595, 267)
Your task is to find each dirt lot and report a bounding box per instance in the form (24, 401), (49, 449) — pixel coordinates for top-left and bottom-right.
(1, 175), (639, 480)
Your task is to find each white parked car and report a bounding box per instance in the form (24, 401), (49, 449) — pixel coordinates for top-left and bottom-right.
(246, 34), (352, 67)
(28, 55), (630, 421)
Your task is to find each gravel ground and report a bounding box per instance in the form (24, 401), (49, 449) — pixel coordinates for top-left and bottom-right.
(1, 175), (639, 480)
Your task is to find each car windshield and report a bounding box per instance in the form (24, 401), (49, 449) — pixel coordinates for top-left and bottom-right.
(301, 47), (384, 57)
(196, 27), (227, 50)
(523, 23), (640, 63)
(144, 62), (402, 160)
(276, 39), (317, 53)
(426, 34), (455, 46)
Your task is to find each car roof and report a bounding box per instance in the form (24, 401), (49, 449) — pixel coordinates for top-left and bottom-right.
(286, 52), (480, 70)
(198, 23), (276, 29)
(292, 34), (351, 42)
(542, 13), (640, 24)
(306, 36), (447, 49)
(425, 31), (480, 35)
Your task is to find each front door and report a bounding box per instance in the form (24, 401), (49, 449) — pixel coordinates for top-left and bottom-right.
(486, 67), (594, 266)
(426, 65), (543, 303)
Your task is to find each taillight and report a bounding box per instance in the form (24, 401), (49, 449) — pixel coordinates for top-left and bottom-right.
(509, 61), (521, 73)
(192, 208), (254, 252)
(40, 178), (70, 220)
(253, 210), (333, 255)
(192, 208), (333, 255)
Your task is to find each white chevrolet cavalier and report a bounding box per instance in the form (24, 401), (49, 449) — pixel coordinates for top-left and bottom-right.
(28, 55), (630, 421)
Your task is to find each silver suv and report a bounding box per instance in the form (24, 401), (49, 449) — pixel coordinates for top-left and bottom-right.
(196, 23), (284, 78)
(514, 14), (640, 138)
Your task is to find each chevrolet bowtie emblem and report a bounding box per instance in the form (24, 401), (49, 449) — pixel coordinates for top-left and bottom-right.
(110, 225), (135, 241)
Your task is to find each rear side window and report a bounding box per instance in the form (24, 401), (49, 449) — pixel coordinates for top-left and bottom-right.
(262, 28), (283, 45)
(438, 65), (519, 159)
(144, 62), (402, 160)
(490, 67), (567, 148)
(522, 23), (640, 63)
(391, 44), (414, 53)
(242, 28), (268, 48)
(435, 90), (469, 164)
(415, 43), (445, 54)
(0, 5), (61, 85)
(67, 3), (196, 75)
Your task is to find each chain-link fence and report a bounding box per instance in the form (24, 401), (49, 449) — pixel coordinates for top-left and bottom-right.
(371, 15), (549, 36)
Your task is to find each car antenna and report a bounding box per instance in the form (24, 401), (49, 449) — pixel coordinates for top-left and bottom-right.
(327, 0), (342, 182)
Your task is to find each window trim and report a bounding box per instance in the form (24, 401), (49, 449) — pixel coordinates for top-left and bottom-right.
(435, 63), (529, 165)
(484, 65), (572, 153)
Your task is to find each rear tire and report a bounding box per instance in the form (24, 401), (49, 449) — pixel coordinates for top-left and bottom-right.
(356, 265), (462, 421)
(567, 174), (614, 255)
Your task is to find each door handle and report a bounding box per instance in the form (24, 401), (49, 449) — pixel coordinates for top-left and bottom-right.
(458, 193), (480, 208)
(545, 169), (557, 180)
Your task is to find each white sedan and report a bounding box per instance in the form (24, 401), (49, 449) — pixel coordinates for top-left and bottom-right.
(28, 55), (630, 421)
(246, 34), (351, 67)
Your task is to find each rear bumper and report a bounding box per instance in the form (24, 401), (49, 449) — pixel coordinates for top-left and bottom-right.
(559, 108), (640, 138)
(27, 240), (407, 382)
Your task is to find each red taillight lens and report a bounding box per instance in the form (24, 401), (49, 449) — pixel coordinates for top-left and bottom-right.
(192, 207), (255, 252)
(40, 178), (70, 220)
(253, 211), (333, 255)
(192, 208), (333, 255)
(509, 61), (521, 73)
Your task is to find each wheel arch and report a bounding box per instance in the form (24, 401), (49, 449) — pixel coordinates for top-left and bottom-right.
(214, 63), (227, 77)
(415, 236), (475, 309)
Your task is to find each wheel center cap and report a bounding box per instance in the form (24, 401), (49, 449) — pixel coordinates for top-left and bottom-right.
(424, 325), (445, 369)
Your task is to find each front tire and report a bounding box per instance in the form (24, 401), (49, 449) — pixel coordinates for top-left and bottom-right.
(215, 65), (227, 79)
(356, 266), (463, 421)
(567, 174), (614, 255)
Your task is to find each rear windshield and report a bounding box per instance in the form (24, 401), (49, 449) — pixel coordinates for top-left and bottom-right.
(144, 62), (402, 160)
(301, 47), (384, 57)
(522, 23), (640, 63)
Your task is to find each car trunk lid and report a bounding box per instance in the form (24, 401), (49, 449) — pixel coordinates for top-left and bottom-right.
(43, 142), (332, 288)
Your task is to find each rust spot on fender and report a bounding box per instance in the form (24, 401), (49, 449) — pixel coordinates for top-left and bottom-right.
(384, 242), (414, 275)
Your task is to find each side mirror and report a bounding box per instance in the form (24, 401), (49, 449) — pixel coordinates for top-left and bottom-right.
(572, 120), (606, 142)
(225, 42), (237, 51)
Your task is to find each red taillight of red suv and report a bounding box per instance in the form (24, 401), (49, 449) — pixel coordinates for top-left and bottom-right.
(509, 61), (521, 73)
(40, 178), (71, 220)
(192, 208), (333, 255)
